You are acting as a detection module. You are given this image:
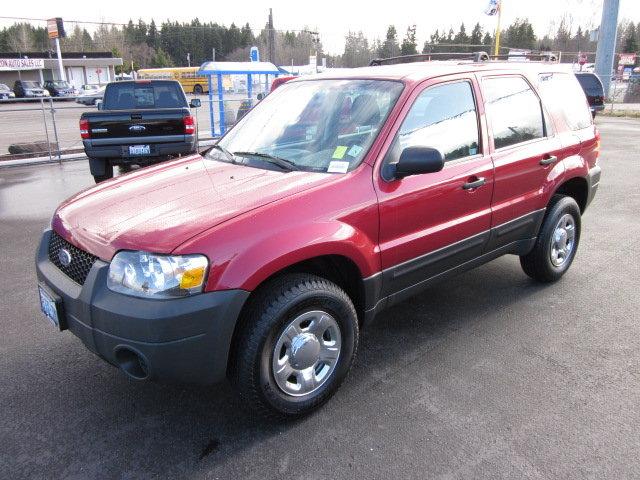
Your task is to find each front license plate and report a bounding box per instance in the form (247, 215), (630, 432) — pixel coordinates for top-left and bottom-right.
(38, 284), (63, 330)
(129, 144), (150, 156)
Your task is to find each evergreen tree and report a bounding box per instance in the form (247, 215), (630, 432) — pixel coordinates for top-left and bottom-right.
(400, 25), (418, 55)
(470, 23), (483, 47)
(380, 25), (400, 58)
(622, 23), (638, 53)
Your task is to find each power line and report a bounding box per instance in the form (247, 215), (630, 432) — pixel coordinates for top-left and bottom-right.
(0, 15), (320, 35)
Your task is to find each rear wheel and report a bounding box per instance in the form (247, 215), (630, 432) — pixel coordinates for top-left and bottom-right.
(230, 273), (359, 418)
(92, 163), (113, 183)
(520, 195), (581, 282)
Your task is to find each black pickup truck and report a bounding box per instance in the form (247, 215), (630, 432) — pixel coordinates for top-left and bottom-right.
(80, 80), (200, 182)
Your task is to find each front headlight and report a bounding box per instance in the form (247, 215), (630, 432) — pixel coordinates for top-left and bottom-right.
(107, 251), (208, 299)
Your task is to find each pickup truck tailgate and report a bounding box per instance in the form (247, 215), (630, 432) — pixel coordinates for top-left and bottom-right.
(88, 109), (187, 140)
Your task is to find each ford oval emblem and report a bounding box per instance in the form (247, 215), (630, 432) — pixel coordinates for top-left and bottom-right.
(58, 248), (72, 267)
(129, 125), (146, 132)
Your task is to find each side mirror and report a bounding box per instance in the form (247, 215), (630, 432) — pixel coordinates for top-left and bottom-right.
(392, 146), (444, 179)
(96, 100), (103, 110)
(190, 98), (201, 108)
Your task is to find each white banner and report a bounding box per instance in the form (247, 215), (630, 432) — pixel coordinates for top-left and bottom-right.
(0, 58), (45, 71)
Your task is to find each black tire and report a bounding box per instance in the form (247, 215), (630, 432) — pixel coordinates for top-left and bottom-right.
(93, 163), (113, 183)
(230, 273), (359, 418)
(193, 84), (203, 94)
(520, 195), (581, 282)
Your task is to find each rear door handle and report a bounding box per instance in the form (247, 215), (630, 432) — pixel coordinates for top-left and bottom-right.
(462, 177), (486, 190)
(540, 155), (558, 166)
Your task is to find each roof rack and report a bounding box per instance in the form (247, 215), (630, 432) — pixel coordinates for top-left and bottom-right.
(369, 51), (558, 67)
(369, 52), (490, 66)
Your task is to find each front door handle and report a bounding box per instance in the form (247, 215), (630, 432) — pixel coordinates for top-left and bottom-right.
(540, 155), (558, 166)
(462, 177), (486, 190)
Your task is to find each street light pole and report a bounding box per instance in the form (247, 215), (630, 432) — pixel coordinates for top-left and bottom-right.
(54, 37), (65, 81)
(594, 0), (621, 98)
(493, 0), (503, 56)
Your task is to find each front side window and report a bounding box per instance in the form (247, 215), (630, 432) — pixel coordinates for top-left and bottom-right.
(483, 76), (545, 149)
(385, 81), (480, 168)
(210, 79), (403, 172)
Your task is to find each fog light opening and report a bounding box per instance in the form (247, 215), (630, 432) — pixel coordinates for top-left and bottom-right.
(114, 347), (149, 380)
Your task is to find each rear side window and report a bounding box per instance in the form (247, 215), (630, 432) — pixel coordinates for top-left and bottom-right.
(538, 73), (593, 131)
(483, 76), (545, 149)
(393, 81), (480, 162)
(104, 82), (187, 110)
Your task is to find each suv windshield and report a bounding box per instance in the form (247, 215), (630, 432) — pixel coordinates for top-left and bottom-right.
(23, 81), (40, 88)
(0, 84), (9, 91)
(103, 81), (187, 110)
(210, 79), (404, 173)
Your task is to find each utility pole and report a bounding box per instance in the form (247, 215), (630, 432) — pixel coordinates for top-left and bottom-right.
(268, 8), (275, 64)
(594, 0), (620, 98)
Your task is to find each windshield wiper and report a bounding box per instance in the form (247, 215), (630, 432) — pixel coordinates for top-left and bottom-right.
(210, 144), (237, 163)
(233, 151), (300, 171)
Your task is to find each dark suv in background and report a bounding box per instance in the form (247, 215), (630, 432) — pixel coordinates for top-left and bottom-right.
(43, 80), (77, 98)
(575, 72), (605, 117)
(13, 80), (49, 98)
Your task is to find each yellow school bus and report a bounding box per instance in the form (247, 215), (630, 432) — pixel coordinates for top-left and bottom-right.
(137, 67), (210, 94)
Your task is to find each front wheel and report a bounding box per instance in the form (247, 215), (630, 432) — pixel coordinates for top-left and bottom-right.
(230, 274), (359, 418)
(520, 195), (581, 282)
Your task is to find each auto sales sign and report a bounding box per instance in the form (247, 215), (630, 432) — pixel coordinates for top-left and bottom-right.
(0, 58), (45, 71)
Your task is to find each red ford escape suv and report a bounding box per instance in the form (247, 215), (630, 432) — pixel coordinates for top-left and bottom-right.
(36, 55), (601, 417)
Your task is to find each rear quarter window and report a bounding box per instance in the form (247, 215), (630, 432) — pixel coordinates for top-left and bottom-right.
(537, 73), (593, 131)
(575, 74), (604, 94)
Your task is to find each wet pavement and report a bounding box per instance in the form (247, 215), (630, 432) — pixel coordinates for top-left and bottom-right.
(1, 116), (640, 479)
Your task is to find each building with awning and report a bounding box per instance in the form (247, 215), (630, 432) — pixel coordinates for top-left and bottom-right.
(0, 52), (123, 90)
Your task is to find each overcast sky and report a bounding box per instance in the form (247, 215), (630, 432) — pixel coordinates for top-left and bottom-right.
(1, 0), (639, 54)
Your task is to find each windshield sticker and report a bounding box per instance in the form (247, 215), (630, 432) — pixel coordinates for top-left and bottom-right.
(347, 145), (363, 157)
(327, 160), (350, 174)
(332, 146), (348, 159)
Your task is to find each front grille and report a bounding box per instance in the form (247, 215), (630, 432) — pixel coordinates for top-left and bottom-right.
(48, 232), (98, 285)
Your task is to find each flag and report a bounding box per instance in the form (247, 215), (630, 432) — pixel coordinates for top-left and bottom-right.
(485, 0), (500, 16)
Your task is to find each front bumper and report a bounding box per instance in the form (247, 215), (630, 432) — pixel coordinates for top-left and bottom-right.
(35, 230), (249, 384)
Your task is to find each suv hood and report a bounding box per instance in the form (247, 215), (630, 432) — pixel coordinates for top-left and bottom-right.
(53, 156), (332, 260)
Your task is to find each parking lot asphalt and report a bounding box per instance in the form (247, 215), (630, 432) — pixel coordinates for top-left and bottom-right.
(1, 116), (639, 479)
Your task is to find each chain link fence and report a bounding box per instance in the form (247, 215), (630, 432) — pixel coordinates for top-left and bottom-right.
(0, 85), (274, 162)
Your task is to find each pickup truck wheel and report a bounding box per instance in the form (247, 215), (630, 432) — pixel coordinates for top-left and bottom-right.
(230, 273), (359, 418)
(520, 195), (581, 282)
(93, 163), (113, 183)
